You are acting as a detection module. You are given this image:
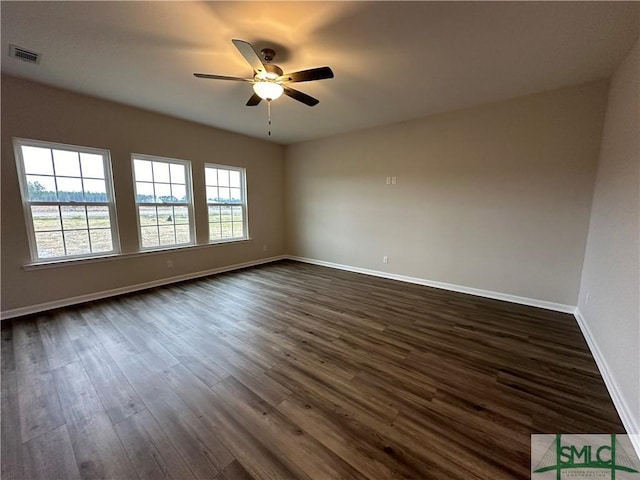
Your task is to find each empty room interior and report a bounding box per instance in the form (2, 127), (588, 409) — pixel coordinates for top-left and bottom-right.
(1, 2), (639, 479)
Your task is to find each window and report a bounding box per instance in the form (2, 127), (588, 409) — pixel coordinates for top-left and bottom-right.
(13, 138), (119, 261)
(205, 164), (247, 242)
(132, 154), (194, 249)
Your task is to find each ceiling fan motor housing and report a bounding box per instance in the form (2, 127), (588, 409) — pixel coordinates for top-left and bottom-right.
(262, 64), (283, 79)
(260, 48), (276, 62)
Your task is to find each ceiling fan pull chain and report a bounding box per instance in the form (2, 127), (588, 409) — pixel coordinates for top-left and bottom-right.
(267, 99), (272, 136)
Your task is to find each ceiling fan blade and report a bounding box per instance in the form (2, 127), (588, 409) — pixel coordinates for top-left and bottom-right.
(283, 87), (320, 107)
(231, 39), (265, 75)
(246, 93), (262, 106)
(194, 73), (253, 82)
(279, 66), (334, 83)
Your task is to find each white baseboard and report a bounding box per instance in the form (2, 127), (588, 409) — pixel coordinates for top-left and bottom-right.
(287, 256), (576, 313)
(574, 308), (640, 459)
(0, 255), (287, 320)
(2, 253), (574, 319)
(3, 253), (637, 458)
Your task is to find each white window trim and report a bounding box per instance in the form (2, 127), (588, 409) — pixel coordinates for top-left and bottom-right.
(13, 137), (121, 262)
(205, 162), (249, 243)
(132, 153), (195, 251)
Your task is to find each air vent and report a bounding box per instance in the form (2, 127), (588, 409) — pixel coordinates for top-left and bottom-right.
(9, 45), (40, 64)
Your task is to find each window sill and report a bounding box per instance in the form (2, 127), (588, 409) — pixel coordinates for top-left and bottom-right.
(23, 238), (253, 271)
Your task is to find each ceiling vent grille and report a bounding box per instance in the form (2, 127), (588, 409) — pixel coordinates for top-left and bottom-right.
(9, 45), (40, 64)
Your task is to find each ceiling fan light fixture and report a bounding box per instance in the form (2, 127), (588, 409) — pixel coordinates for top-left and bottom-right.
(195, 40), (332, 108)
(253, 81), (284, 101)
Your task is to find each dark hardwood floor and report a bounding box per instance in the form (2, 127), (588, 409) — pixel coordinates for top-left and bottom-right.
(1, 260), (624, 479)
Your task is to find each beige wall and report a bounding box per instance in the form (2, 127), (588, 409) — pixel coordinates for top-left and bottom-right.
(285, 81), (609, 306)
(1, 75), (285, 314)
(578, 40), (639, 435)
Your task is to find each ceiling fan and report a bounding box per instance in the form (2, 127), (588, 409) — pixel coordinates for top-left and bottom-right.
(194, 39), (334, 107)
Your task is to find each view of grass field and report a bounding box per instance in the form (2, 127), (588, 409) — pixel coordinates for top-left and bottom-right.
(30, 203), (245, 257)
(138, 205), (190, 247)
(31, 205), (113, 257)
(21, 145), (245, 259)
(209, 205), (244, 241)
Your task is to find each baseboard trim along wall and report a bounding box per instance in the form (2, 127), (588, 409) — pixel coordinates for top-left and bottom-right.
(0, 255), (287, 320)
(4, 253), (636, 457)
(574, 309), (640, 458)
(288, 256), (576, 313)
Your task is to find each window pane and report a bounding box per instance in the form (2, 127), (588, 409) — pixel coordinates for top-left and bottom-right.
(138, 206), (157, 226)
(140, 226), (159, 247)
(230, 188), (241, 203)
(209, 222), (222, 241)
(208, 206), (220, 223)
(136, 182), (155, 202)
(83, 179), (107, 202)
(155, 183), (172, 202)
(232, 206), (243, 222)
(152, 162), (170, 183)
(171, 184), (186, 202)
(218, 187), (230, 201)
(80, 153), (105, 179)
(232, 222), (244, 238)
(229, 170), (241, 188)
(23, 146), (54, 175)
(220, 207), (231, 222)
(173, 206), (189, 224)
(157, 206), (172, 224)
(27, 175), (57, 201)
(134, 159), (153, 182)
(220, 206), (232, 222)
(87, 206), (110, 228)
(61, 206), (88, 230)
(31, 205), (61, 231)
(206, 187), (218, 202)
(53, 150), (81, 177)
(35, 231), (65, 258)
(175, 225), (190, 244)
(221, 222), (233, 238)
(89, 229), (113, 253)
(205, 168), (218, 186)
(158, 225), (175, 245)
(64, 230), (91, 256)
(170, 163), (185, 184)
(218, 169), (230, 187)
(56, 177), (83, 202)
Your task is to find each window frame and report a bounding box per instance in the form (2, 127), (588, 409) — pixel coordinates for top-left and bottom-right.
(205, 163), (249, 243)
(132, 153), (195, 251)
(13, 137), (121, 262)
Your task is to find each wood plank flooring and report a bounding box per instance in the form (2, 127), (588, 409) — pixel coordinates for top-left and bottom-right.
(1, 260), (625, 479)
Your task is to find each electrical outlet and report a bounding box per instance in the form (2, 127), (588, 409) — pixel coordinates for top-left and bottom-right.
(383, 256), (389, 264)
(263, 245), (268, 252)
(167, 260), (173, 268)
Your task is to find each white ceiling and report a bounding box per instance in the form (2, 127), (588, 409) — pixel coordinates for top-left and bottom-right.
(2, 1), (638, 145)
